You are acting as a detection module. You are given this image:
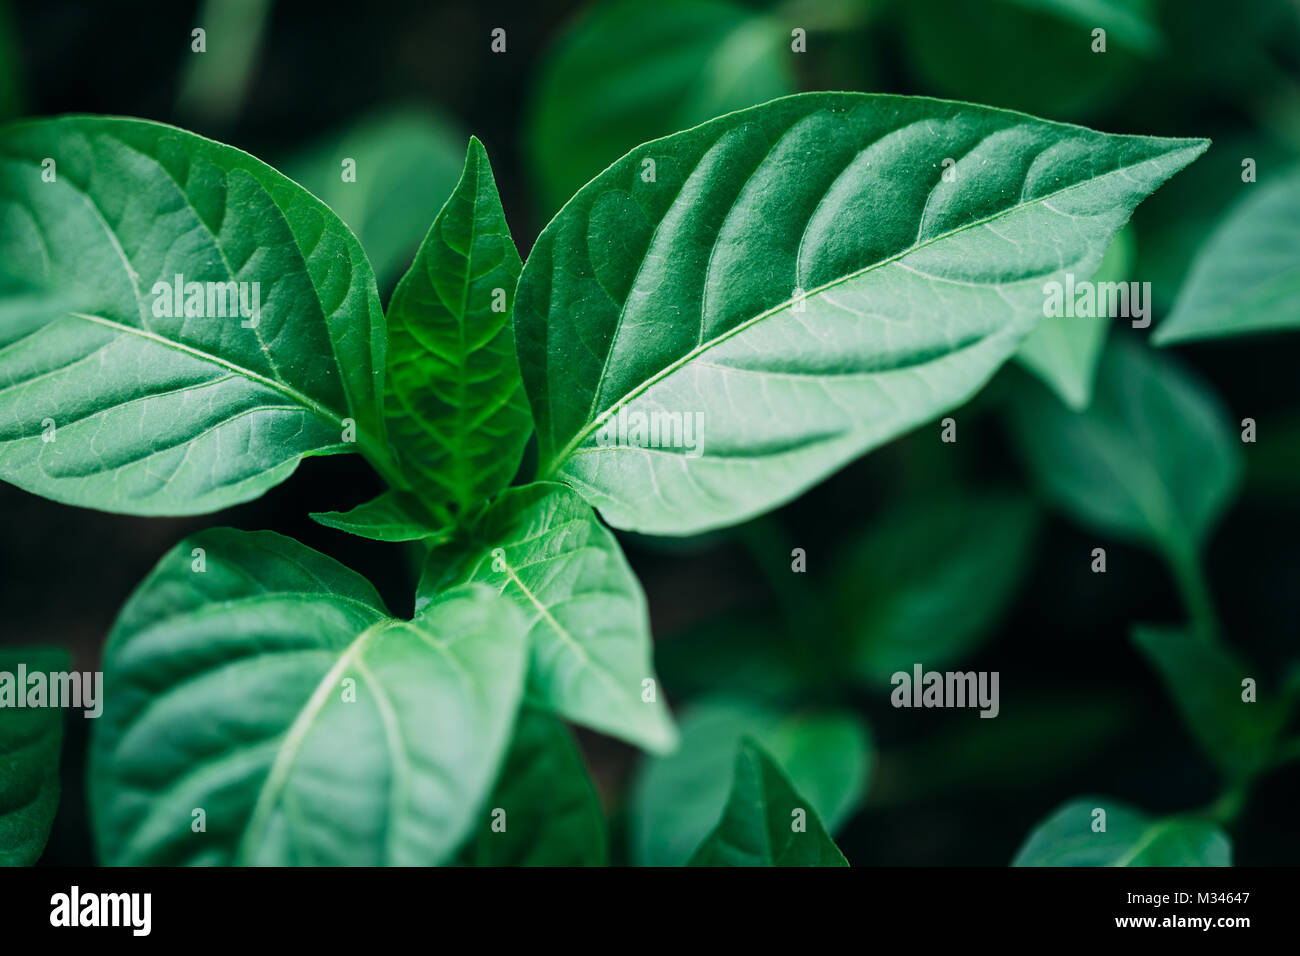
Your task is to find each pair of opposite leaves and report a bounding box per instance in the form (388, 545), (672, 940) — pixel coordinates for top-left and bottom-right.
(0, 93), (1208, 865)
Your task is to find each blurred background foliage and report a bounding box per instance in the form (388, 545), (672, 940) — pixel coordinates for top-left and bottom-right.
(1, 0), (1298, 865)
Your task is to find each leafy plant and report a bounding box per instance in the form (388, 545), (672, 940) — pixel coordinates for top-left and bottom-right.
(0, 84), (1253, 867)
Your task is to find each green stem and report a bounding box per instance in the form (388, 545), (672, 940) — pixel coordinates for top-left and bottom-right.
(1164, 541), (1218, 644)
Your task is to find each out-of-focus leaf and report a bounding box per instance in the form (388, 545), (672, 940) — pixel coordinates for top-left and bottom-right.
(0, 646), (68, 866)
(1014, 226), (1133, 409)
(526, 0), (795, 214)
(461, 707), (607, 866)
(687, 739), (848, 867)
(900, 0), (1154, 119)
(1131, 626), (1286, 779)
(832, 493), (1038, 684)
(1007, 338), (1241, 557)
(631, 697), (871, 867)
(1012, 797), (1231, 866)
(1154, 166), (1300, 345)
(281, 108), (465, 289)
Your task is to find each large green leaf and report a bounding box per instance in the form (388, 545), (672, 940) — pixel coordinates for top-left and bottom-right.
(461, 707), (607, 866)
(1012, 797), (1231, 866)
(515, 92), (1207, 535)
(0, 116), (393, 515)
(526, 0), (794, 215)
(91, 528), (528, 866)
(688, 739), (848, 867)
(281, 107), (466, 289)
(1013, 224), (1132, 410)
(0, 646), (68, 866)
(384, 137), (531, 513)
(1007, 338), (1241, 557)
(1131, 626), (1286, 780)
(1154, 165), (1300, 345)
(417, 482), (677, 753)
(832, 492), (1038, 683)
(631, 696), (871, 867)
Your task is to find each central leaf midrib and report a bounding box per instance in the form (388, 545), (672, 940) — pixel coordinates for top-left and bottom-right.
(543, 147), (1188, 475)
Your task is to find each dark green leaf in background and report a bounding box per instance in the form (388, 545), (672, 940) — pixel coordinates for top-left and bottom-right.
(281, 107), (466, 290)
(527, 0), (795, 215)
(462, 706), (607, 866)
(0, 646), (68, 866)
(92, 529), (528, 865)
(515, 92), (1207, 535)
(1131, 626), (1286, 780)
(1007, 338), (1241, 558)
(631, 696), (871, 866)
(831, 492), (1038, 683)
(1013, 796), (1231, 866)
(1154, 165), (1300, 345)
(384, 137), (531, 513)
(688, 738), (848, 867)
(0, 117), (391, 515)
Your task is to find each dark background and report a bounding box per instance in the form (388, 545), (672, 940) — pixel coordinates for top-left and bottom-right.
(2, 0), (1298, 866)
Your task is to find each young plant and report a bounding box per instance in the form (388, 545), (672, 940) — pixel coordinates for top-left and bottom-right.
(0, 93), (1207, 865)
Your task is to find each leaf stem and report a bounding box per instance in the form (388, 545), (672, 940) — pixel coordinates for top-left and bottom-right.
(1164, 541), (1219, 644)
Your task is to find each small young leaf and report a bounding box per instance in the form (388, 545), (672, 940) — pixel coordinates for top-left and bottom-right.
(0, 646), (68, 866)
(1154, 165), (1300, 345)
(463, 707), (607, 866)
(91, 529), (528, 866)
(281, 107), (466, 289)
(384, 137), (531, 513)
(1012, 797), (1231, 866)
(631, 696), (871, 867)
(0, 117), (391, 515)
(526, 0), (794, 214)
(832, 492), (1039, 683)
(1007, 338), (1241, 557)
(516, 92), (1207, 535)
(310, 489), (452, 543)
(688, 739), (848, 867)
(1131, 626), (1286, 780)
(417, 482), (677, 753)
(1013, 225), (1133, 410)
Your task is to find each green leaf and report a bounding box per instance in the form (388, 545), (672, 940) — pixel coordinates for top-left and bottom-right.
(0, 646), (68, 866)
(384, 137), (531, 513)
(516, 92), (1207, 535)
(526, 0), (794, 215)
(832, 492), (1038, 683)
(900, 0), (1156, 120)
(90, 528), (528, 865)
(310, 489), (452, 543)
(462, 706), (607, 866)
(631, 696), (871, 867)
(1007, 338), (1241, 556)
(0, 116), (393, 515)
(1154, 165), (1300, 345)
(1131, 626), (1286, 780)
(1012, 797), (1231, 866)
(688, 739), (848, 867)
(1014, 225), (1133, 410)
(281, 107), (466, 288)
(417, 482), (677, 753)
